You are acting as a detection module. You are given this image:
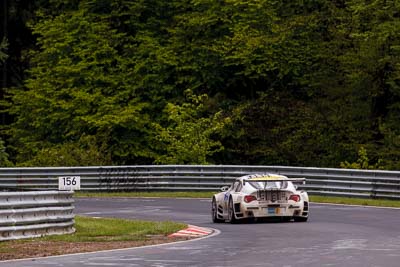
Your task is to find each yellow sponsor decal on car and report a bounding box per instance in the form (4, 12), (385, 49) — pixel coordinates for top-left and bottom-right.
(249, 175), (287, 181)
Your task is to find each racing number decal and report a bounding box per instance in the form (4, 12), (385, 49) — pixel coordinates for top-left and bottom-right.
(224, 192), (230, 201)
(223, 191), (230, 211)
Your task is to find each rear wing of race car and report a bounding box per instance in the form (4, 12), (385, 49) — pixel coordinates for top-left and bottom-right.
(243, 178), (306, 184)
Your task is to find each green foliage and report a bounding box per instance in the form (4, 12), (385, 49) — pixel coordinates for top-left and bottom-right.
(219, 90), (348, 166)
(3, 0), (400, 169)
(332, 0), (400, 169)
(18, 135), (111, 167)
(0, 38), (8, 64)
(154, 90), (230, 164)
(0, 138), (12, 167)
(8, 2), (162, 164)
(340, 147), (382, 170)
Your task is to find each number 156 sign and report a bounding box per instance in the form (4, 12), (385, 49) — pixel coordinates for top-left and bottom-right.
(58, 176), (81, 191)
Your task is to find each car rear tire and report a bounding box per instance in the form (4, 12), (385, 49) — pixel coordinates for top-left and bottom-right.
(227, 198), (237, 224)
(212, 198), (223, 223)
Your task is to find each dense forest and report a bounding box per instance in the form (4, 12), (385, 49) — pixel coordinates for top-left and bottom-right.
(0, 0), (400, 169)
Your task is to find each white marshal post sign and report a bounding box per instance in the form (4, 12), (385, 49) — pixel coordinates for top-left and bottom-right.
(58, 176), (81, 191)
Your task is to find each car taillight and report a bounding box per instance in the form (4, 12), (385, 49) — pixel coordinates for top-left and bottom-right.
(244, 195), (257, 203)
(289, 195), (301, 202)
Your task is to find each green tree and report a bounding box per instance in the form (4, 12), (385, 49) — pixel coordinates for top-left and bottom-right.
(6, 0), (400, 169)
(0, 38), (11, 167)
(8, 1), (160, 165)
(154, 90), (229, 164)
(0, 138), (12, 167)
(20, 135), (111, 167)
(340, 146), (383, 170)
(0, 38), (8, 64)
(334, 0), (400, 168)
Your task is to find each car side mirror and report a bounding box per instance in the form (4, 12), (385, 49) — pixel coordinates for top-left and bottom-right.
(220, 186), (229, 192)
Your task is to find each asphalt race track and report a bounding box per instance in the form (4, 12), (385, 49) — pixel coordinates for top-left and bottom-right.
(2, 197), (400, 267)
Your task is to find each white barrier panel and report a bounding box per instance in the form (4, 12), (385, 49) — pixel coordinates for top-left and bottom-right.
(0, 191), (75, 241)
(1, 165), (400, 199)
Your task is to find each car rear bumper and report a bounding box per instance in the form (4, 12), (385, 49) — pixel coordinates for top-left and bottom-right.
(237, 201), (306, 219)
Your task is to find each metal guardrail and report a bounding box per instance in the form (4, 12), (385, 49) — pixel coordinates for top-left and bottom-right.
(1, 165), (400, 199)
(0, 191), (75, 241)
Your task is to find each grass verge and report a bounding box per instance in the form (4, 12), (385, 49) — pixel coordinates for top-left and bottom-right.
(0, 216), (187, 261)
(310, 195), (400, 208)
(75, 191), (215, 199)
(44, 216), (187, 242)
(76, 191), (400, 208)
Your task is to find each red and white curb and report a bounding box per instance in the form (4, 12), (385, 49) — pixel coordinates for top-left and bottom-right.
(168, 225), (213, 238)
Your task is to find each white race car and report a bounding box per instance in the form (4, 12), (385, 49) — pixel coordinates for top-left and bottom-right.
(211, 174), (309, 223)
